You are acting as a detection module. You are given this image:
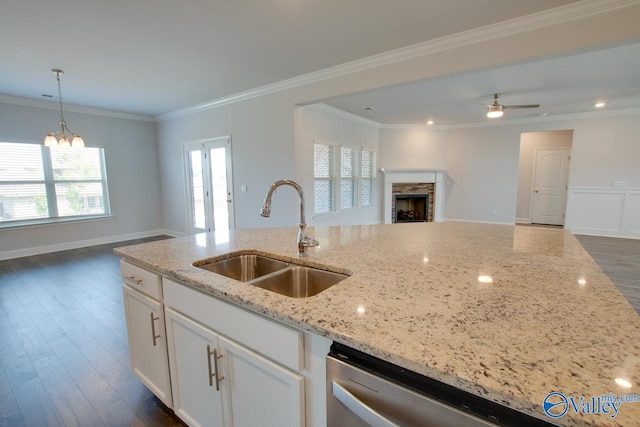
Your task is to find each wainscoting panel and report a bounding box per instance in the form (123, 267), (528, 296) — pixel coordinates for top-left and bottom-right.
(565, 188), (640, 239)
(625, 192), (640, 235)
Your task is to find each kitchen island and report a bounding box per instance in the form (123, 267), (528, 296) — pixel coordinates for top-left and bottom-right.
(115, 222), (640, 426)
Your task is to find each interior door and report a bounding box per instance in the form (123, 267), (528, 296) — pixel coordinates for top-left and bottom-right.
(184, 137), (234, 233)
(531, 148), (570, 225)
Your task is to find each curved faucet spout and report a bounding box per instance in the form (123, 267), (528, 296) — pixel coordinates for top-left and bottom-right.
(259, 179), (319, 256)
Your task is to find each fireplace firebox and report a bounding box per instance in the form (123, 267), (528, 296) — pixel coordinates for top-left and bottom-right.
(394, 194), (429, 222)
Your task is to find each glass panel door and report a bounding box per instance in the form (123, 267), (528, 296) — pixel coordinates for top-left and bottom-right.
(184, 137), (234, 233)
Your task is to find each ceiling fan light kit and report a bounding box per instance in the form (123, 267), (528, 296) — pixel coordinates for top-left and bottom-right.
(43, 69), (85, 148)
(486, 104), (504, 118)
(486, 93), (539, 119)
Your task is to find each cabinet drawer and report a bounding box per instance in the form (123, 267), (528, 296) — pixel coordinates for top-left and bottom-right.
(121, 260), (162, 300)
(163, 278), (303, 372)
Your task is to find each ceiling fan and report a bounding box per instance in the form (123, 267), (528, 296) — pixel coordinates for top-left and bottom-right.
(486, 93), (539, 118)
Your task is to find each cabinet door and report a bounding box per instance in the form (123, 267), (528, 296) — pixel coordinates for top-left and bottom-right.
(122, 285), (172, 407)
(165, 308), (227, 427)
(219, 335), (304, 427)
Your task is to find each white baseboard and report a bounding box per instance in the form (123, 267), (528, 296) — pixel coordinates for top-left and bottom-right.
(515, 217), (531, 224)
(0, 229), (178, 261)
(444, 218), (515, 226)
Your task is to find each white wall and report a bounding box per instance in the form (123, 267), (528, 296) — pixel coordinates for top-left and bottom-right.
(516, 130), (574, 222)
(441, 113), (640, 236)
(444, 125), (521, 224)
(295, 105), (380, 226)
(0, 101), (163, 258)
(378, 127), (447, 170)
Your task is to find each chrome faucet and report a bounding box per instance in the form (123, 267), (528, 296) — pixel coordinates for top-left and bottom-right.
(260, 179), (319, 256)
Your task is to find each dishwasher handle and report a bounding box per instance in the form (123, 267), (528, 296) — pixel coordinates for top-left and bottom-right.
(332, 380), (399, 427)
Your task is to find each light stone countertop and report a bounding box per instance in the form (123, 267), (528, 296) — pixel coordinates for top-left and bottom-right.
(114, 222), (640, 426)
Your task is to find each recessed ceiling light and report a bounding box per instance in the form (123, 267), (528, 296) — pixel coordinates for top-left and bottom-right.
(594, 101), (606, 108)
(427, 120), (434, 125)
(478, 275), (493, 283)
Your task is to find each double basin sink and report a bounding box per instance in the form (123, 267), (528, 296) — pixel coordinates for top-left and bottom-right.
(193, 253), (349, 298)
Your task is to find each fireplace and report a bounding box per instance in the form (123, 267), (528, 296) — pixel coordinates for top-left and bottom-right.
(394, 194), (429, 222)
(381, 169), (445, 224)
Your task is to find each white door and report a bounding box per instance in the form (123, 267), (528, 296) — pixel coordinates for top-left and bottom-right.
(219, 335), (305, 427)
(165, 308), (227, 427)
(531, 149), (571, 225)
(184, 137), (234, 233)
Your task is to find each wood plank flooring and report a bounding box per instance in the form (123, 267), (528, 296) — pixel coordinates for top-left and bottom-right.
(0, 233), (638, 426)
(575, 234), (640, 314)
(0, 236), (185, 427)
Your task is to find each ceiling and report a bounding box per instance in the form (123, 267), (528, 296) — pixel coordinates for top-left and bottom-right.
(1, 0), (639, 125)
(1, 0), (585, 117)
(316, 41), (640, 126)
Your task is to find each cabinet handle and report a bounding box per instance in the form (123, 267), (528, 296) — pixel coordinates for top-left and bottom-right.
(126, 275), (143, 285)
(207, 345), (225, 391)
(207, 345), (215, 387)
(213, 348), (224, 391)
(150, 313), (161, 346)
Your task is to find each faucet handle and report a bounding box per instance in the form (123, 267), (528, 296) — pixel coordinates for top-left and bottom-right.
(301, 236), (319, 247)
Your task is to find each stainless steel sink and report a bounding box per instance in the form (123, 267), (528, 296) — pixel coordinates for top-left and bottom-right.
(193, 254), (289, 282)
(250, 266), (349, 298)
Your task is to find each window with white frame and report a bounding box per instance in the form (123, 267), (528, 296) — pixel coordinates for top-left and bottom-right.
(340, 146), (358, 209)
(313, 141), (376, 215)
(0, 142), (110, 226)
(313, 143), (336, 214)
(361, 149), (376, 206)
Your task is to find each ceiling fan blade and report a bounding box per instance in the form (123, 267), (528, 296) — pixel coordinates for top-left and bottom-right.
(502, 104), (540, 109)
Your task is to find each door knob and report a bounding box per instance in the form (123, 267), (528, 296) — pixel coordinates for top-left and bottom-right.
(534, 190), (539, 193)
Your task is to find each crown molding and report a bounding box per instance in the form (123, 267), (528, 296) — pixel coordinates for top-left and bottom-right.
(0, 94), (155, 122)
(157, 0), (639, 121)
(306, 103), (381, 128)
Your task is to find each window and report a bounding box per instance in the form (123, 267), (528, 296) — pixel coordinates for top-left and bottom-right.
(340, 146), (358, 209)
(313, 142), (376, 215)
(0, 142), (110, 226)
(361, 150), (376, 206)
(313, 143), (336, 214)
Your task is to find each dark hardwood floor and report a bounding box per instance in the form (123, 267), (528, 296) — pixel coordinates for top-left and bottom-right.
(1, 233), (638, 426)
(0, 236), (185, 427)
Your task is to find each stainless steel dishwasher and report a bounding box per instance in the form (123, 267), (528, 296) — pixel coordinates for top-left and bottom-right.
(327, 343), (556, 427)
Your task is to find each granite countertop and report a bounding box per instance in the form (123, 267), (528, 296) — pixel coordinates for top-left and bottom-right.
(114, 222), (640, 426)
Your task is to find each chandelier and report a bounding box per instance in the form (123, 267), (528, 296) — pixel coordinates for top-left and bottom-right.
(43, 69), (85, 148)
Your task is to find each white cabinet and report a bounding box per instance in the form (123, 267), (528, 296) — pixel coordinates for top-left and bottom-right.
(122, 284), (172, 407)
(120, 260), (331, 427)
(165, 306), (304, 427)
(165, 308), (227, 427)
(220, 335), (304, 427)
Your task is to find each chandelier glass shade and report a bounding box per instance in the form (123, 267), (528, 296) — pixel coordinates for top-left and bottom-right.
(43, 69), (85, 148)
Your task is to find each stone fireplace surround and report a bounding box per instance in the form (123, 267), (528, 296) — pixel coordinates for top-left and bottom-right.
(381, 169), (445, 223)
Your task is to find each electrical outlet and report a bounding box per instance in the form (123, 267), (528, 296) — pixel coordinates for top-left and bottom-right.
(490, 209), (497, 215)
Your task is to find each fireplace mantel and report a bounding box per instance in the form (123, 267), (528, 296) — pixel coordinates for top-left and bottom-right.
(381, 169), (446, 223)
